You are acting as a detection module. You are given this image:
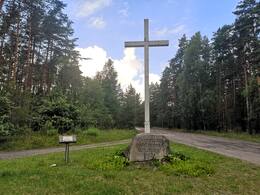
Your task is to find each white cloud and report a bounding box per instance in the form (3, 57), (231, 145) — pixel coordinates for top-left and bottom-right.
(77, 46), (108, 78)
(114, 48), (142, 90)
(89, 17), (106, 29)
(155, 24), (186, 36)
(77, 46), (161, 99)
(150, 73), (161, 84)
(77, 0), (112, 17)
(118, 8), (128, 17)
(118, 1), (129, 17)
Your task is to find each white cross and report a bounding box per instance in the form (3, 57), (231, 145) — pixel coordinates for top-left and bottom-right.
(125, 19), (169, 133)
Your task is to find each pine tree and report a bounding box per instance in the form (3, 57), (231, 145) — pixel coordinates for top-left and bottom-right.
(150, 82), (161, 127)
(99, 59), (120, 126)
(120, 85), (141, 128)
(233, 0), (260, 133)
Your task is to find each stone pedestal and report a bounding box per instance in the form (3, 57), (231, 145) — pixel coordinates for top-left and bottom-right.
(125, 133), (170, 162)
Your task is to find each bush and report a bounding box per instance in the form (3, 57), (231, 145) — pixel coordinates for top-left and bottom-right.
(33, 94), (80, 134)
(0, 121), (14, 138)
(0, 96), (15, 138)
(43, 121), (58, 136)
(0, 96), (11, 116)
(46, 129), (58, 136)
(85, 128), (100, 136)
(10, 107), (30, 128)
(52, 116), (74, 134)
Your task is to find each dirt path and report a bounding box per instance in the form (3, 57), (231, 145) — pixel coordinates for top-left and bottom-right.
(0, 139), (131, 160)
(149, 128), (260, 165)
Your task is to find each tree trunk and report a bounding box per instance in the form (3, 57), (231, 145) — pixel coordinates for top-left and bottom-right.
(232, 77), (236, 129)
(257, 73), (260, 96)
(9, 0), (21, 87)
(47, 41), (54, 93)
(0, 35), (4, 67)
(41, 39), (50, 93)
(30, 39), (36, 93)
(224, 84), (228, 132)
(244, 64), (251, 134)
(25, 16), (33, 91)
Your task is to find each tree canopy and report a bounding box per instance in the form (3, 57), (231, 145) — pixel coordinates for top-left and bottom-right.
(151, 0), (260, 133)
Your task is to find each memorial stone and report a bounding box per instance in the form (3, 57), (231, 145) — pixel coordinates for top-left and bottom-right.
(126, 133), (170, 162)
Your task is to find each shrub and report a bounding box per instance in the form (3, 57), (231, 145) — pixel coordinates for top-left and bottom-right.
(52, 116), (74, 134)
(47, 129), (58, 136)
(0, 96), (11, 116)
(85, 128), (100, 136)
(10, 107), (30, 128)
(33, 94), (80, 134)
(0, 121), (14, 138)
(0, 96), (15, 138)
(31, 116), (44, 132)
(45, 122), (58, 136)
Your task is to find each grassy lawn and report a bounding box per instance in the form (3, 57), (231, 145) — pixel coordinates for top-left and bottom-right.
(170, 128), (260, 143)
(0, 143), (259, 194)
(0, 129), (137, 151)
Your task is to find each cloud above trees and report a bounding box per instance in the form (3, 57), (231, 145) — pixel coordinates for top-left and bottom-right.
(77, 46), (161, 98)
(77, 0), (112, 17)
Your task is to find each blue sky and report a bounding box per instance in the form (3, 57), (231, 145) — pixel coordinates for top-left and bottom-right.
(62, 0), (239, 97)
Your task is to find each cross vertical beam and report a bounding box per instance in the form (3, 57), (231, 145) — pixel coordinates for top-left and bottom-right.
(144, 19), (150, 133)
(124, 19), (169, 134)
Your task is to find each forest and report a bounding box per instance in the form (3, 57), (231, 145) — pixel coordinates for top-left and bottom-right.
(0, 0), (259, 139)
(151, 0), (260, 133)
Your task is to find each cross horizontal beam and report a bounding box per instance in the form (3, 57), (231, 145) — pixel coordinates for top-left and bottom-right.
(125, 40), (169, 48)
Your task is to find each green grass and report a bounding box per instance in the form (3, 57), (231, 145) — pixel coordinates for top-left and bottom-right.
(171, 128), (260, 143)
(0, 128), (137, 151)
(0, 143), (259, 194)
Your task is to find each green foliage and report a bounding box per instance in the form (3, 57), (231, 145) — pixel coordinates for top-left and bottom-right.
(0, 96), (11, 116)
(32, 94), (79, 134)
(0, 95), (15, 138)
(84, 128), (100, 136)
(151, 0), (260, 133)
(0, 0), (144, 136)
(166, 151), (190, 162)
(159, 152), (213, 177)
(92, 150), (129, 170)
(0, 120), (14, 137)
(160, 160), (215, 177)
(0, 0), (259, 137)
(151, 151), (214, 177)
(11, 106), (30, 129)
(98, 59), (120, 125)
(42, 121), (55, 134)
(119, 85), (142, 128)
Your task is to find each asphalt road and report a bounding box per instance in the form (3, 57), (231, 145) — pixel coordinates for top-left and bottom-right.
(148, 128), (260, 165)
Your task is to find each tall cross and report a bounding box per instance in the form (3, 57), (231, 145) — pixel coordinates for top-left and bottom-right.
(125, 19), (169, 133)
